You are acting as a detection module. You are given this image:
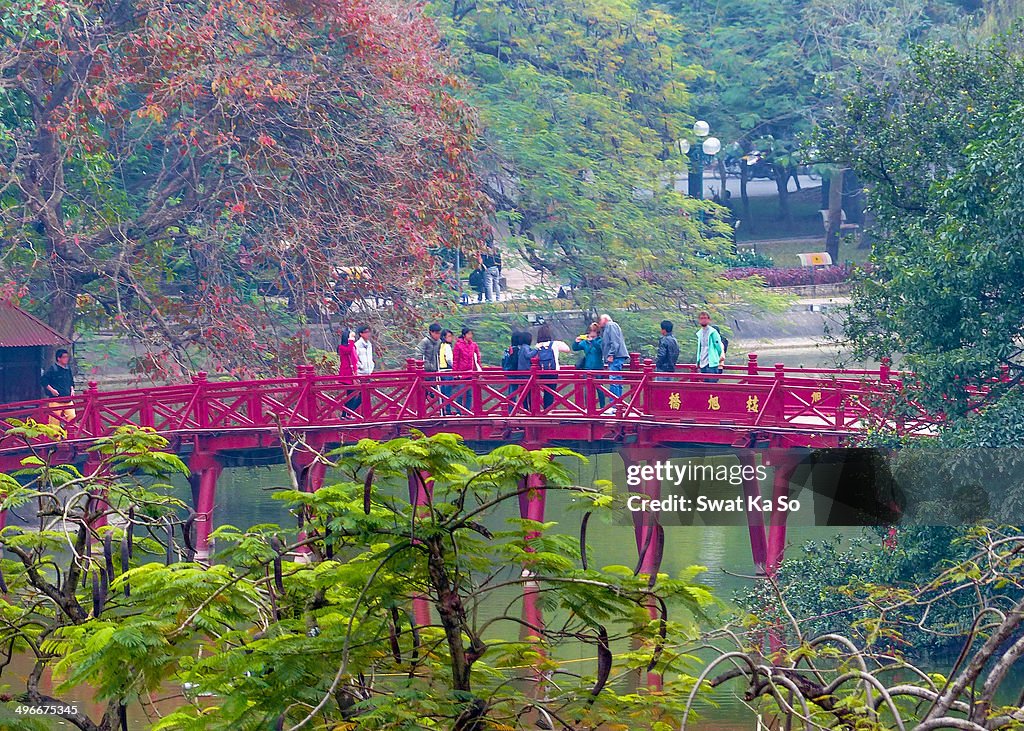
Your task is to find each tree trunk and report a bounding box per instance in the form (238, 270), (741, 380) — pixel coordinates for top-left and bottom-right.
(774, 164), (791, 222)
(740, 165), (751, 231)
(426, 536), (475, 693)
(826, 167), (845, 263)
(717, 158), (728, 199)
(858, 205), (874, 250)
(791, 166), (801, 191)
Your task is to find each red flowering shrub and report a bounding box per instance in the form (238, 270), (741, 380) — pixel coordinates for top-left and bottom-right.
(722, 265), (860, 286)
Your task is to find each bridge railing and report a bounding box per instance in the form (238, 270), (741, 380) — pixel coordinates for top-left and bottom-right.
(0, 352), (939, 454)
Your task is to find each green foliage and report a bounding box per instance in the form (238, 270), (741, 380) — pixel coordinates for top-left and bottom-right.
(437, 0), (776, 314)
(0, 426), (718, 729)
(816, 35), (1024, 411)
(734, 526), (1020, 655)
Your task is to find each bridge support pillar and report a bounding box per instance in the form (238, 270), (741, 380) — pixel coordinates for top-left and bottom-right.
(189, 451), (222, 563)
(408, 470), (434, 628)
(762, 450), (802, 654)
(622, 447), (664, 691)
(517, 472), (546, 633)
(292, 448), (329, 561)
(766, 452), (801, 576)
(739, 451), (769, 576)
(516, 471), (550, 696)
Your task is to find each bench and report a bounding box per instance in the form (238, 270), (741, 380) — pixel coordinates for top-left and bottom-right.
(797, 252), (833, 267)
(818, 209), (861, 236)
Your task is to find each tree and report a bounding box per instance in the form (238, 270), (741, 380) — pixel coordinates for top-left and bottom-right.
(667, 0), (823, 224)
(0, 0), (489, 379)
(0, 425), (716, 730)
(814, 35), (1024, 412)
(436, 0), (774, 316)
(695, 525), (1024, 730)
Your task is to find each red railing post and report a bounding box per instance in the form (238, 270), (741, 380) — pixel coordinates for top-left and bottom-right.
(139, 389), (153, 429)
(641, 358), (654, 414)
(471, 369), (482, 417)
(193, 371), (209, 429)
(412, 359), (427, 418)
(880, 357), (891, 383)
(835, 385), (845, 430)
(774, 363), (786, 424)
(629, 352), (641, 371)
(530, 356), (541, 415)
(747, 353), (759, 376)
(83, 381), (101, 438)
(299, 364), (317, 424)
(1000, 364), (1010, 383)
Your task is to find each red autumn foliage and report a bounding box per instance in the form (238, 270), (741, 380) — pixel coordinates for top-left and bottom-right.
(1, 0), (490, 379)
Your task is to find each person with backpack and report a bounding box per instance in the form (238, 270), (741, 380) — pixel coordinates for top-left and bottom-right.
(695, 311), (726, 382)
(503, 329), (531, 413)
(572, 322), (605, 409)
(656, 319), (679, 381)
(468, 267), (485, 303)
(529, 324), (571, 410)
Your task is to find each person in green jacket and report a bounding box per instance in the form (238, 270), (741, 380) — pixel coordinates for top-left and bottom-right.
(572, 322), (605, 408)
(695, 311), (725, 382)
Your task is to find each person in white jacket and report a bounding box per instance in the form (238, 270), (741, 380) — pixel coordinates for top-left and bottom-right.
(534, 324), (571, 410)
(355, 325), (374, 375)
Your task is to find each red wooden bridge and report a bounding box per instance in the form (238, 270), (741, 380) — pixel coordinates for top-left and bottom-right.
(0, 352), (933, 577)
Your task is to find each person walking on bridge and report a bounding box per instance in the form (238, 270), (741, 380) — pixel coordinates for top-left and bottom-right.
(416, 323), (442, 372)
(338, 328), (361, 412)
(656, 319), (679, 381)
(41, 348), (76, 429)
(416, 323), (443, 411)
(695, 311), (725, 381)
(355, 325), (374, 375)
(598, 314), (628, 412)
(453, 327), (481, 412)
(572, 322), (605, 410)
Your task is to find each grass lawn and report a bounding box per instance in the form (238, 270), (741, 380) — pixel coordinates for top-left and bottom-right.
(740, 236), (873, 267)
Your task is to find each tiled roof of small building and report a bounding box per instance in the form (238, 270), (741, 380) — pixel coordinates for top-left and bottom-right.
(0, 300), (68, 347)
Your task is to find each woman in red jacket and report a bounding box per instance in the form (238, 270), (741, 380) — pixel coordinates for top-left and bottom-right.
(452, 326), (482, 412)
(337, 328), (361, 412)
(338, 328), (358, 377)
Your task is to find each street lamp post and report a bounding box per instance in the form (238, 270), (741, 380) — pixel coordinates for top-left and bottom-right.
(676, 121), (722, 200)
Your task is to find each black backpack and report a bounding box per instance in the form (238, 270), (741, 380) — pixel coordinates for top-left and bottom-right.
(502, 345), (519, 371)
(713, 325), (729, 354)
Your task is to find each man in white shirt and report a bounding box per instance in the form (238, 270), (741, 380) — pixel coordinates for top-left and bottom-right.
(355, 325), (374, 375)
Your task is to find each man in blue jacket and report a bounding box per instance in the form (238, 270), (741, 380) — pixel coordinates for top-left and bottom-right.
(695, 311), (725, 381)
(598, 314), (629, 411)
